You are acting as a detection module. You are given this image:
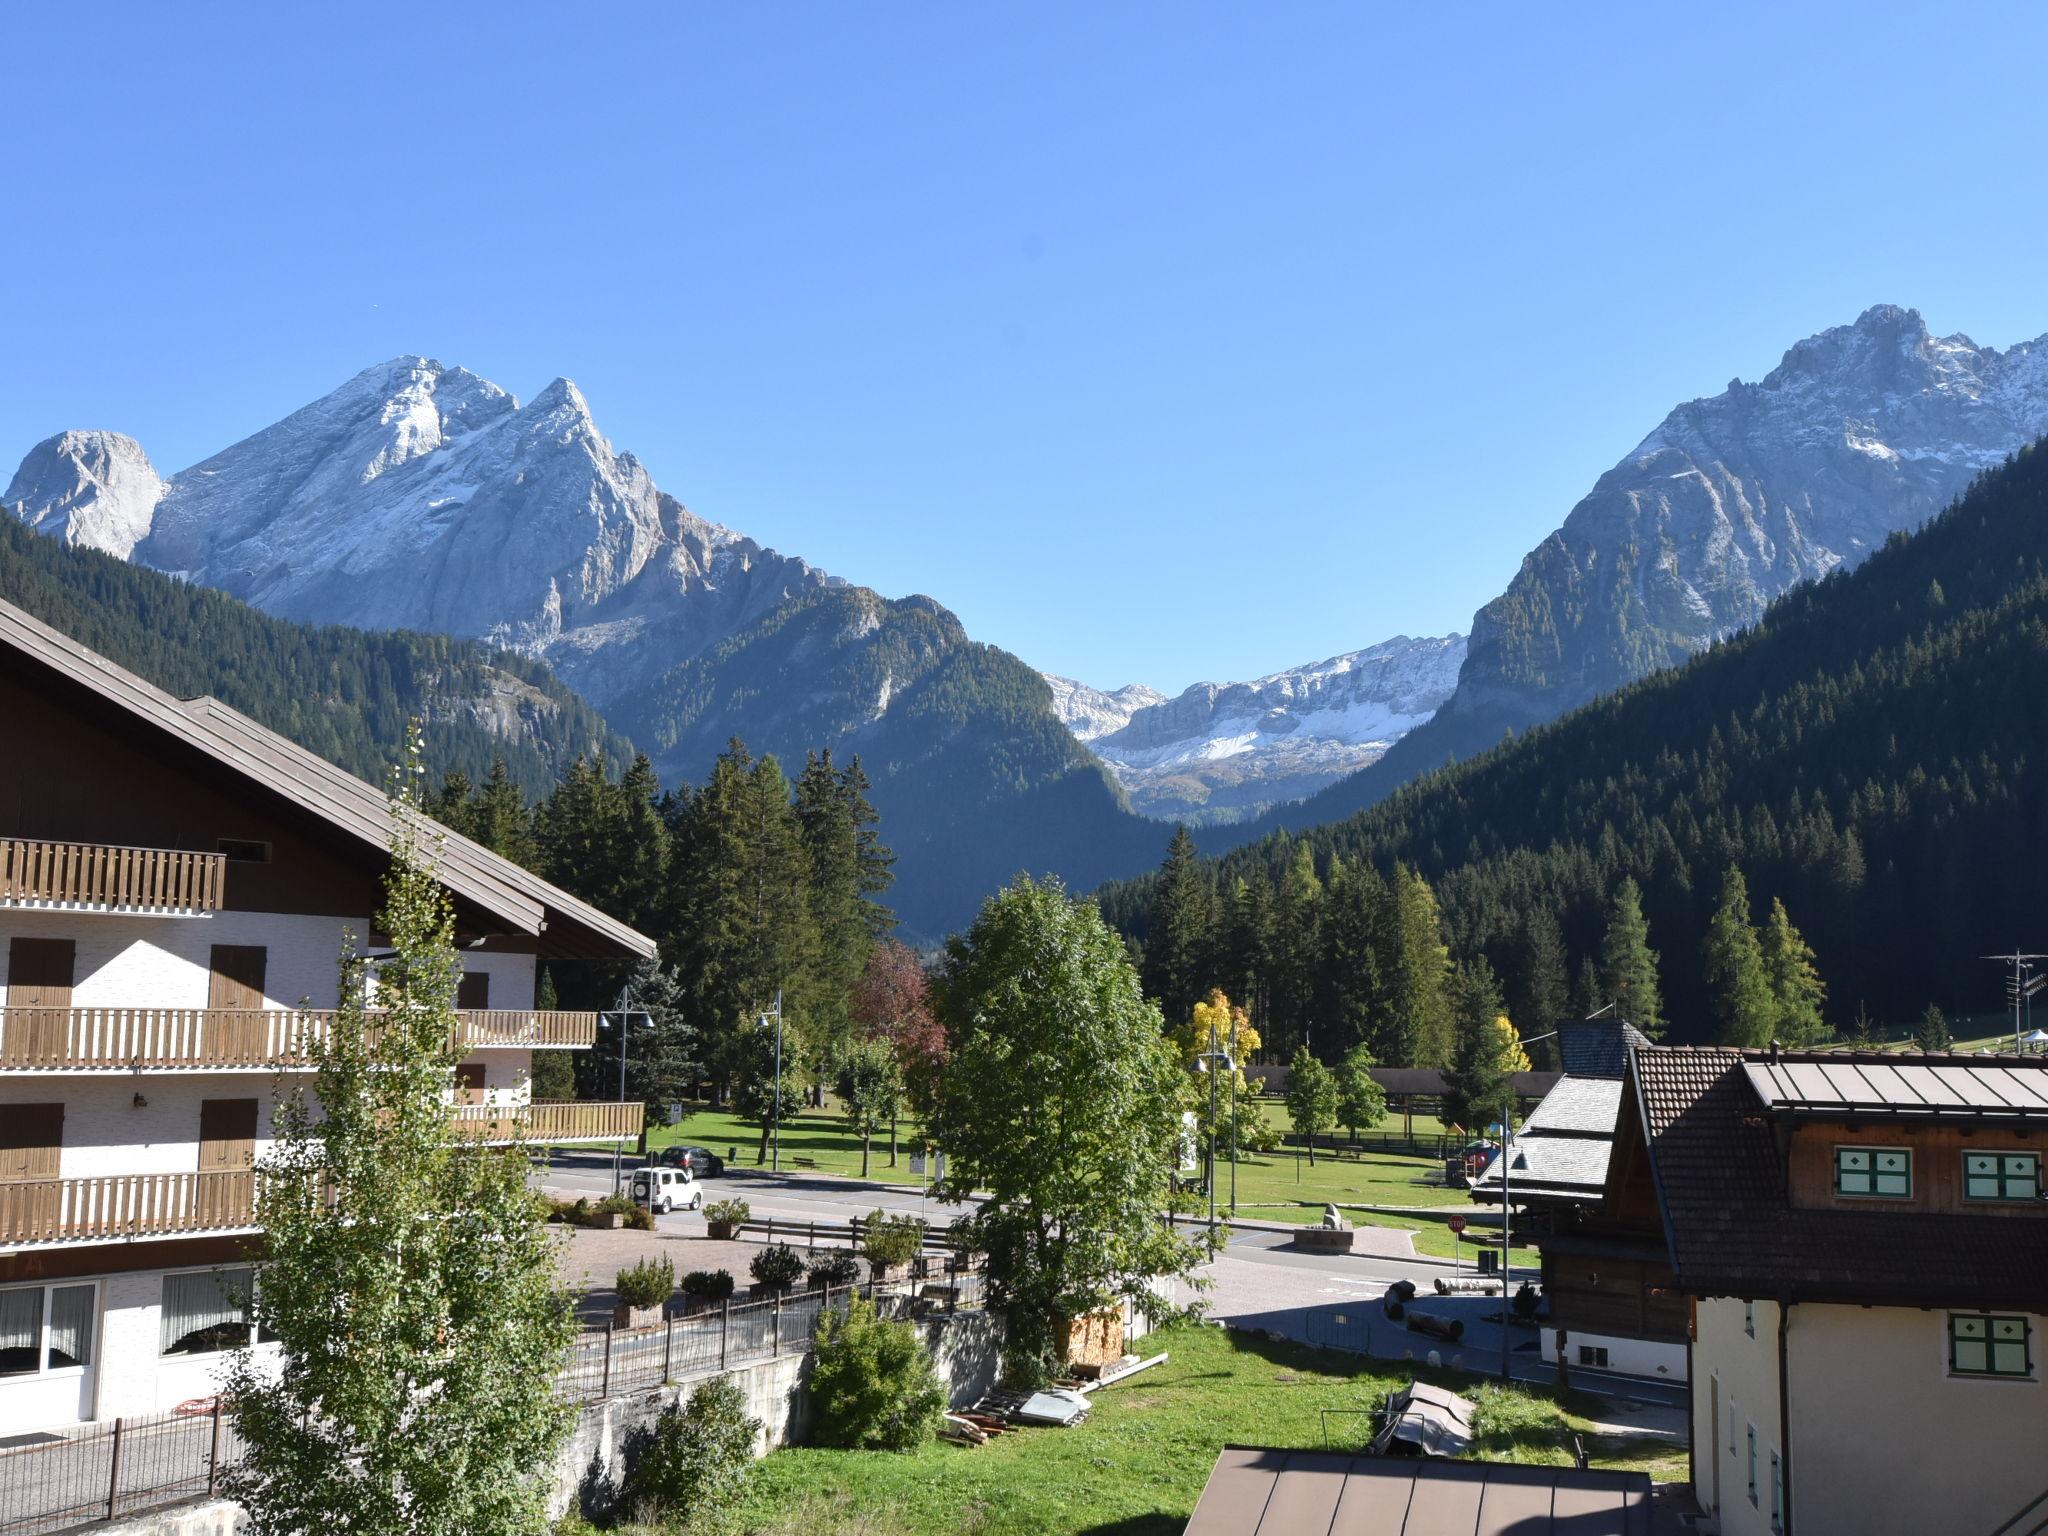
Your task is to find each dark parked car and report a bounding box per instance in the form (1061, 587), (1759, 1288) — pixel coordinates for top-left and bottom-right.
(653, 1144), (725, 1177)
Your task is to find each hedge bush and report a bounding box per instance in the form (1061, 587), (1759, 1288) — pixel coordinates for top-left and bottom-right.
(615, 1256), (674, 1310)
(625, 1376), (761, 1520)
(681, 1268), (736, 1302)
(750, 1242), (804, 1291)
(809, 1295), (946, 1451)
(807, 1249), (861, 1287)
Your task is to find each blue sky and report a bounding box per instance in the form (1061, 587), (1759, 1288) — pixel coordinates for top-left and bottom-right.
(5, 4), (2048, 692)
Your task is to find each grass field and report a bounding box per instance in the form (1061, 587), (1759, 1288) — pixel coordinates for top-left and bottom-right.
(646, 1104), (1470, 1216)
(636, 1322), (1682, 1536)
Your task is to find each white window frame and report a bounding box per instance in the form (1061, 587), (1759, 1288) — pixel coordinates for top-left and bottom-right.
(1833, 1144), (1911, 1199)
(1963, 1150), (2041, 1203)
(0, 1280), (98, 1381)
(158, 1263), (275, 1359)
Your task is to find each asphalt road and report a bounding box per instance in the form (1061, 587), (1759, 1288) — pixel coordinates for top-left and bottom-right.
(541, 1150), (1687, 1411)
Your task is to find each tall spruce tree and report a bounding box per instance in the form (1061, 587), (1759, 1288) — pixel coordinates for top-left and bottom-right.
(1441, 957), (1523, 1132)
(1267, 841), (1324, 1055)
(1142, 826), (1215, 1026)
(1760, 897), (1828, 1045)
(1509, 906), (1570, 1064)
(1317, 857), (1387, 1059)
(1385, 865), (1454, 1067)
(1703, 866), (1776, 1046)
(1599, 877), (1665, 1038)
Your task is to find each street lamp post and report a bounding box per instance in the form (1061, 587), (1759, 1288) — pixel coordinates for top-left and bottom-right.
(1207, 1014), (1219, 1230)
(605, 990), (642, 1196)
(762, 991), (784, 1174)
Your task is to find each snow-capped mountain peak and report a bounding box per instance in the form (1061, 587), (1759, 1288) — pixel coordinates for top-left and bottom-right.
(1045, 633), (1465, 822)
(3, 430), (164, 558)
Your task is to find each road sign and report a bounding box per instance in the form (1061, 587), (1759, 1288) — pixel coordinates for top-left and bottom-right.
(1447, 1214), (1467, 1236)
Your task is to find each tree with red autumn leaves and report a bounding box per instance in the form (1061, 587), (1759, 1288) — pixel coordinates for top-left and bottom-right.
(851, 940), (945, 1165)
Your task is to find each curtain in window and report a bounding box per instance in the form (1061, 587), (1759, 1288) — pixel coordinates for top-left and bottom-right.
(161, 1268), (252, 1356)
(46, 1285), (94, 1369)
(0, 1289), (42, 1377)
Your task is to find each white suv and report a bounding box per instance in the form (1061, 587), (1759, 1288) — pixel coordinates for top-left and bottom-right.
(631, 1166), (704, 1215)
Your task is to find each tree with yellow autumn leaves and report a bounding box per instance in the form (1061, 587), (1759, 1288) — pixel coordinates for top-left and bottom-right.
(1169, 989), (1276, 1155)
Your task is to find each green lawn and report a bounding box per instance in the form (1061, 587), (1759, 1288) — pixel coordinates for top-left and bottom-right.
(658, 1323), (1681, 1536)
(648, 1102), (930, 1182)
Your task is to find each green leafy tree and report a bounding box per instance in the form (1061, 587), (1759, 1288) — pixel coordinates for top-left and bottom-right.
(731, 1023), (807, 1165)
(1599, 877), (1665, 1038)
(224, 731), (574, 1536)
(625, 1376), (761, 1522)
(1284, 1046), (1338, 1163)
(1334, 1043), (1388, 1141)
(1441, 957), (1526, 1132)
(1760, 897), (1828, 1045)
(809, 1294), (948, 1450)
(1914, 1004), (1952, 1052)
(835, 1035), (902, 1177)
(851, 939), (942, 1164)
(1704, 866), (1776, 1047)
(931, 877), (1212, 1385)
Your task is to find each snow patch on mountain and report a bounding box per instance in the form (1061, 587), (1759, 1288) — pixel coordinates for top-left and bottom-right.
(1047, 634), (1465, 822)
(5, 430), (164, 558)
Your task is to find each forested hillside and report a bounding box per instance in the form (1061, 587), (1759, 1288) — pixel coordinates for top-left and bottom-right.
(0, 513), (633, 795)
(1101, 441), (2048, 1049)
(612, 585), (1172, 937)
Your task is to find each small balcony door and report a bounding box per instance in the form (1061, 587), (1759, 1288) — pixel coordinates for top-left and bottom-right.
(5, 938), (75, 1062)
(204, 946), (268, 1061)
(457, 971), (491, 1010)
(198, 1099), (259, 1173)
(0, 1105), (64, 1236)
(453, 1061), (489, 1105)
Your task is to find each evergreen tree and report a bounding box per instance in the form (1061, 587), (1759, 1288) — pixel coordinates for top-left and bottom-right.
(1142, 826), (1216, 1026)
(1703, 866), (1776, 1046)
(1441, 957), (1524, 1132)
(1599, 877), (1665, 1038)
(530, 966), (575, 1099)
(1509, 906), (1570, 1065)
(1267, 841), (1324, 1055)
(471, 757), (537, 866)
(1914, 1004), (1952, 1052)
(1317, 858), (1387, 1059)
(1219, 876), (1273, 1034)
(796, 749), (874, 1053)
(1569, 955), (1604, 1023)
(1760, 897), (1828, 1045)
(1385, 866), (1453, 1067)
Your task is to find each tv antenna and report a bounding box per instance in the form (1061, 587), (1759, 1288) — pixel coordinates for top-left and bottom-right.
(1981, 952), (2048, 1054)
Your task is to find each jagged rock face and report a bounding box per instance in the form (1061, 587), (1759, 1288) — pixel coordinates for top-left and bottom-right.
(1451, 304), (2048, 736)
(1041, 676), (1168, 741)
(1046, 635), (1465, 821)
(114, 357), (829, 705)
(4, 430), (163, 558)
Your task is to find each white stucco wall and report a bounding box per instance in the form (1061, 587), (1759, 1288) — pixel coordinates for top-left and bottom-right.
(0, 1077), (286, 1179)
(1692, 1296), (1782, 1535)
(1786, 1302), (2046, 1536)
(1539, 1326), (1686, 1384)
(0, 911), (367, 1013)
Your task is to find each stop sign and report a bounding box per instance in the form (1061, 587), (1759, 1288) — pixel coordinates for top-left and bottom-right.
(1447, 1214), (1467, 1236)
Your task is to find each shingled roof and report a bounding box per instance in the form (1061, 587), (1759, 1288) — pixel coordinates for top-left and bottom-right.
(1557, 1019), (1652, 1078)
(1630, 1044), (2048, 1310)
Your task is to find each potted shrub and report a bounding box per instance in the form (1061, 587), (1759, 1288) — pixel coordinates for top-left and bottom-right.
(807, 1249), (860, 1290)
(613, 1255), (676, 1329)
(680, 1268), (736, 1313)
(861, 1208), (924, 1282)
(750, 1242), (803, 1295)
(704, 1198), (750, 1241)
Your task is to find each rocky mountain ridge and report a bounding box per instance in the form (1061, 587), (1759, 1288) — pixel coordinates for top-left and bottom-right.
(1263, 303), (2048, 834)
(1045, 633), (1465, 822)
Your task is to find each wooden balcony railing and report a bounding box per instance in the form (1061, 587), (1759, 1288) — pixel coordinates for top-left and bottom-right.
(0, 838), (227, 913)
(0, 1171), (257, 1246)
(447, 1100), (643, 1143)
(0, 1008), (601, 1069)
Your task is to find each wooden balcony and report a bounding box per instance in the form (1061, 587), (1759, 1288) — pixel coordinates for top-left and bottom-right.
(0, 1007), (601, 1070)
(0, 838), (226, 913)
(0, 1170), (257, 1246)
(447, 1100), (644, 1143)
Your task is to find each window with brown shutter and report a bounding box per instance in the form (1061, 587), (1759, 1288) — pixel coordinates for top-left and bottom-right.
(205, 947), (269, 1061)
(198, 1099), (259, 1172)
(0, 1105), (62, 1184)
(457, 971), (491, 1010)
(454, 1062), (488, 1103)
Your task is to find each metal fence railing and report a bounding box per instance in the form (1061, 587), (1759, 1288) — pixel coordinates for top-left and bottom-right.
(0, 1271), (986, 1536)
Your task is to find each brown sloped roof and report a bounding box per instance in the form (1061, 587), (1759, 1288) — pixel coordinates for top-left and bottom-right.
(1630, 1044), (2048, 1310)
(0, 597), (654, 960)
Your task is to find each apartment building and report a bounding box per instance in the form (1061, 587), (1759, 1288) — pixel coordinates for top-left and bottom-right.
(0, 598), (654, 1436)
(1616, 1043), (2048, 1536)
